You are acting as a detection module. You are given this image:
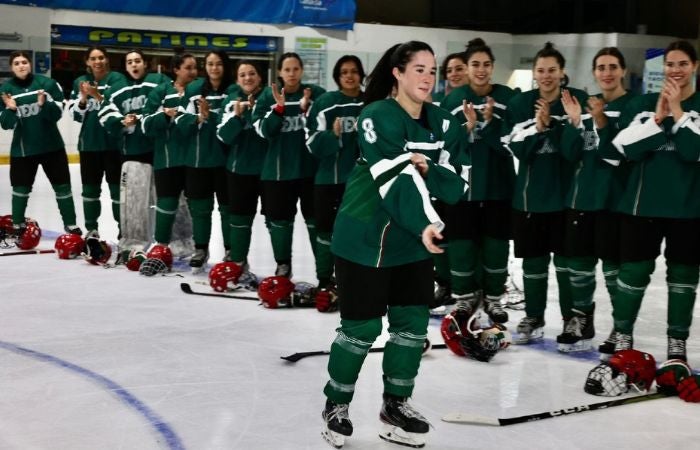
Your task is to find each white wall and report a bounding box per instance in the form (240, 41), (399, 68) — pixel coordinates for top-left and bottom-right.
(0, 4), (688, 156)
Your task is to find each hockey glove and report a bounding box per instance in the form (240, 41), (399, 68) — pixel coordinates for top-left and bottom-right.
(678, 375), (700, 403)
(655, 359), (692, 395)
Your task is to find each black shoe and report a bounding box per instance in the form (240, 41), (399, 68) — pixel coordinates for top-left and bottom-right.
(322, 400), (353, 436)
(668, 337), (687, 361)
(483, 294), (509, 324)
(189, 248), (209, 268)
(64, 225), (83, 236)
(275, 262), (292, 278)
(379, 394), (429, 434)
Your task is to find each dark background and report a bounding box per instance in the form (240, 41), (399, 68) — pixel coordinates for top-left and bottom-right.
(357, 0), (700, 38)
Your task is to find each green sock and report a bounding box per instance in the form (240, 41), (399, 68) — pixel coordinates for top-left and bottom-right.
(268, 219), (293, 262)
(481, 237), (509, 297)
(108, 183), (120, 223)
(382, 305), (429, 398)
(316, 230), (334, 284)
(568, 256), (597, 313)
(53, 183), (77, 227)
(554, 254), (573, 318)
(11, 185), (31, 224)
(614, 259), (655, 334)
(219, 205), (231, 249)
(448, 239), (478, 295)
(522, 255), (550, 317)
(154, 196), (178, 244)
(601, 259), (619, 307)
(667, 262), (699, 340)
(229, 214), (254, 263)
(306, 218), (317, 258)
(188, 197), (214, 247)
(82, 183), (101, 231)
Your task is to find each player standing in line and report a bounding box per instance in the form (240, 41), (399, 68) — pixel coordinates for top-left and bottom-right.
(1, 50), (81, 236)
(98, 49), (171, 249)
(216, 60), (267, 279)
(502, 42), (589, 344)
(68, 46), (126, 236)
(431, 51), (469, 106)
(437, 38), (517, 322)
(557, 47), (634, 353)
(252, 53), (325, 278)
(305, 55), (365, 305)
(141, 52), (198, 252)
(175, 50), (233, 269)
(321, 41), (468, 449)
(610, 40), (700, 362)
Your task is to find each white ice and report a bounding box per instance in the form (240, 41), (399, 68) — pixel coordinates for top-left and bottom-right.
(0, 165), (698, 450)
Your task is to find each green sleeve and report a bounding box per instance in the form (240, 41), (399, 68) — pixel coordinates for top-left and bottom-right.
(174, 90), (199, 135)
(670, 113), (700, 162)
(502, 97), (542, 162)
(39, 78), (64, 123)
(306, 93), (341, 158)
(141, 85), (170, 136)
(252, 87), (282, 139)
(98, 83), (126, 136)
(423, 115), (469, 205)
(216, 94), (245, 144)
(612, 98), (666, 162)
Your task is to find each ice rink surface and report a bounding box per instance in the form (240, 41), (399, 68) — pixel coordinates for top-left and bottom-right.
(1, 165), (699, 450)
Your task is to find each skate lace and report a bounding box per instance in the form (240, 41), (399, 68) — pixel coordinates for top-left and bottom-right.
(668, 338), (686, 355)
(563, 316), (582, 337)
(327, 403), (350, 423)
(485, 299), (504, 313)
(518, 316), (541, 332)
(615, 333), (633, 350)
(397, 401), (427, 421)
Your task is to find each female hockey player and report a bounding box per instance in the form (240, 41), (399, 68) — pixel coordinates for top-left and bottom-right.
(98, 49), (170, 250)
(69, 46), (126, 235)
(502, 42), (589, 344)
(557, 47), (634, 354)
(431, 51), (469, 106)
(1, 50), (81, 237)
(251, 53), (325, 278)
(216, 60), (267, 279)
(304, 55), (365, 307)
(176, 50), (233, 269)
(141, 51), (198, 251)
(437, 38), (517, 324)
(610, 40), (700, 362)
(321, 41), (468, 449)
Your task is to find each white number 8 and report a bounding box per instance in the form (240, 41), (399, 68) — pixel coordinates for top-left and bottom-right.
(362, 118), (377, 143)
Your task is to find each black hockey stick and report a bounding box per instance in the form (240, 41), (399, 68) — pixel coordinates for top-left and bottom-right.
(281, 341), (447, 363)
(442, 391), (669, 426)
(180, 282), (259, 300)
(0, 249), (55, 257)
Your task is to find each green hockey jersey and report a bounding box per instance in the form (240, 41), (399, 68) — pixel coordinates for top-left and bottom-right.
(0, 74), (65, 157)
(612, 92), (700, 218)
(252, 83), (326, 181)
(216, 84), (267, 175)
(305, 90), (363, 185)
(441, 84), (517, 201)
(69, 71), (127, 152)
(98, 72), (171, 157)
(503, 87), (589, 213)
(331, 99), (469, 268)
(175, 78), (229, 168)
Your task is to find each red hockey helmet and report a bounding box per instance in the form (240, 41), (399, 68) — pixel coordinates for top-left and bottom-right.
(257, 276), (295, 308)
(83, 232), (112, 265)
(54, 233), (85, 259)
(147, 244), (173, 269)
(440, 310), (506, 362)
(0, 215), (12, 235)
(609, 349), (657, 391)
(209, 262), (243, 293)
(15, 222), (41, 250)
(126, 250), (147, 271)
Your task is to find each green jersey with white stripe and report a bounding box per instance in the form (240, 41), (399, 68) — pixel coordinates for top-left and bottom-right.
(612, 92), (700, 218)
(503, 87), (589, 213)
(305, 90), (363, 185)
(252, 83), (326, 181)
(331, 99), (469, 268)
(442, 84), (517, 201)
(0, 74), (65, 157)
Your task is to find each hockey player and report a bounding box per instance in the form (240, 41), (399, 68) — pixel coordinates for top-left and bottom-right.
(174, 50), (233, 270)
(557, 47), (634, 353)
(0, 50), (81, 237)
(431, 51), (469, 106)
(251, 53), (325, 278)
(502, 42), (589, 344)
(305, 55), (365, 303)
(321, 41), (468, 449)
(141, 52), (198, 255)
(438, 38), (517, 323)
(217, 60), (267, 280)
(610, 40), (700, 362)
(98, 49), (171, 250)
(69, 46), (126, 235)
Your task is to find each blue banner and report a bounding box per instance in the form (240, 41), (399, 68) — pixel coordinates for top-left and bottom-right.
(51, 25), (278, 53)
(2, 0), (356, 30)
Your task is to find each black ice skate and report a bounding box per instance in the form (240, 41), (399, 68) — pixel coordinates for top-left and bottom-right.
(378, 394), (429, 448)
(598, 329), (617, 361)
(614, 332), (633, 352)
(556, 305), (595, 352)
(189, 248), (209, 274)
(514, 315), (545, 344)
(321, 400), (352, 449)
(275, 262), (292, 278)
(483, 294), (509, 324)
(668, 337), (687, 361)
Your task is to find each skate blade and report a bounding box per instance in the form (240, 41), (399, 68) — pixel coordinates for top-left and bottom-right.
(190, 265), (207, 275)
(378, 424), (426, 448)
(512, 327), (544, 345)
(557, 338), (592, 353)
(599, 352), (613, 362)
(321, 429), (345, 449)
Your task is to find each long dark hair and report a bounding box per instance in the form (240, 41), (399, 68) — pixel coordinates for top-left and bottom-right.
(122, 49), (147, 80)
(84, 45), (110, 74)
(9, 50), (31, 65)
(202, 50), (233, 97)
(664, 40), (698, 63)
(171, 50), (196, 79)
(364, 41), (434, 107)
(276, 52), (304, 87)
(332, 55), (366, 87)
(465, 37), (495, 63)
(440, 52), (467, 80)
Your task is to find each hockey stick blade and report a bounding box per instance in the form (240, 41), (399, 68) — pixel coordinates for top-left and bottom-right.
(281, 342), (448, 363)
(442, 391), (669, 426)
(180, 282), (259, 300)
(0, 249), (55, 257)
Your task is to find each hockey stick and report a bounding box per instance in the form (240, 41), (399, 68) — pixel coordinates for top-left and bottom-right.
(281, 341), (448, 363)
(180, 282), (259, 300)
(442, 391), (669, 426)
(0, 249), (56, 257)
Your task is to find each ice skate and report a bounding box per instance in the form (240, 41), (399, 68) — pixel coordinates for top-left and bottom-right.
(513, 315), (545, 344)
(614, 332), (633, 352)
(321, 400), (352, 449)
(64, 225), (83, 236)
(556, 305), (594, 352)
(378, 394), (429, 448)
(598, 329), (617, 361)
(428, 282), (452, 316)
(668, 337), (687, 361)
(275, 262), (292, 278)
(236, 261), (259, 291)
(483, 294), (509, 324)
(189, 248), (209, 274)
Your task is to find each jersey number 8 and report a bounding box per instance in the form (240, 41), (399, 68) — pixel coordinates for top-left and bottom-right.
(361, 118), (377, 143)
